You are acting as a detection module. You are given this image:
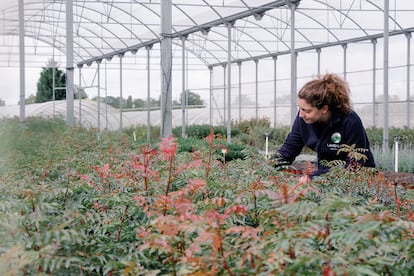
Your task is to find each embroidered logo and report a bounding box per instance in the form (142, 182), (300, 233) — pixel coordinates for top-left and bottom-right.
(331, 132), (342, 143)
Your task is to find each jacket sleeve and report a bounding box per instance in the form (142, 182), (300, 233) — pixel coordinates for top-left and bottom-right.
(273, 114), (305, 166)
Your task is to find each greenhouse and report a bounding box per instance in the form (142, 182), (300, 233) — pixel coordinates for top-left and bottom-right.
(1, 1), (414, 275)
(0, 0), (413, 142)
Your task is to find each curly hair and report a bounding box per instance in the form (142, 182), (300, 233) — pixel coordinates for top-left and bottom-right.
(297, 73), (352, 114)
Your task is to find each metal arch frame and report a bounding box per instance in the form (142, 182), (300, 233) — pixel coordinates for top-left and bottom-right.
(21, 29), (96, 62)
(80, 21), (257, 68)
(208, 26), (414, 68)
(22, 2), (142, 45)
(7, 5), (132, 61)
(3, 1), (293, 67)
(28, 2), (65, 43)
(92, 1), (158, 40)
(186, 4), (343, 68)
(239, 0), (261, 12)
(176, 33), (224, 66)
(24, 24), (102, 61)
(138, 21), (265, 68)
(311, 0), (370, 37)
(365, 0), (404, 31)
(82, 5), (289, 68)
(231, 19), (273, 57)
(171, 1), (267, 62)
(76, 0), (300, 66)
(167, 3), (225, 66)
(204, 0), (410, 68)
(42, 3), (136, 46)
(238, 17), (291, 52)
(292, 10), (340, 44)
(237, 16), (292, 49)
(198, 27), (255, 60)
(1, 0), (408, 65)
(201, 0), (225, 22)
(13, 0), (409, 71)
(130, 1), (162, 38)
(75, 0), (156, 41)
(15, 0), (163, 61)
(237, 12), (312, 52)
(23, 14), (110, 59)
(136, 1), (225, 38)
(184, 26), (265, 66)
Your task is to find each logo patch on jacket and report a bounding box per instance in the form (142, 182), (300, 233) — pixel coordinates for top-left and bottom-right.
(331, 132), (342, 143)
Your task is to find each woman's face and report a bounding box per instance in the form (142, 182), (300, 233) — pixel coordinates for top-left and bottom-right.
(297, 98), (330, 124)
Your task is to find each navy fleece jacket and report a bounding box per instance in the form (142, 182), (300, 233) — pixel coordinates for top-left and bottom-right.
(275, 111), (375, 177)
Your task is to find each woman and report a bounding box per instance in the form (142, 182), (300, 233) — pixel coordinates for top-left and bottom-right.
(273, 73), (375, 180)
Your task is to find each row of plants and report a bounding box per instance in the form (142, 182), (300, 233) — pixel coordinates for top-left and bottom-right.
(173, 117), (414, 149)
(0, 117), (413, 275)
(171, 118), (414, 172)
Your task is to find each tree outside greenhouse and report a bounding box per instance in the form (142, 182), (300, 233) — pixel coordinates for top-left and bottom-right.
(35, 66), (66, 103)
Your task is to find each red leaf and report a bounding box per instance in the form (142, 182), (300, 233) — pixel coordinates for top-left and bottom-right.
(225, 204), (248, 216)
(160, 135), (177, 157)
(205, 128), (214, 144)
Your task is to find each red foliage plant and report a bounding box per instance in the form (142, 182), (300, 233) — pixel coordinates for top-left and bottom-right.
(159, 135), (177, 215)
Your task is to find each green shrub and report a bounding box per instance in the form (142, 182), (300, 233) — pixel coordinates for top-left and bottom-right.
(176, 137), (251, 162)
(215, 142), (252, 162)
(366, 127), (414, 148)
(172, 124), (240, 139)
(233, 117), (271, 134)
(173, 124), (212, 138)
(123, 124), (160, 143)
(268, 125), (291, 146)
(176, 136), (208, 153)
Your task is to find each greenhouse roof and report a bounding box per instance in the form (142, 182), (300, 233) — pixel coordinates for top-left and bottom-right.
(1, 0), (413, 69)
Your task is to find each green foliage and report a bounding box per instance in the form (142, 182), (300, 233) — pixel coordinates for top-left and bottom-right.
(94, 90), (204, 110)
(96, 95), (160, 109)
(216, 142), (252, 162)
(0, 117), (73, 172)
(172, 124), (240, 139)
(178, 90), (205, 106)
(36, 67), (66, 103)
(234, 117), (271, 133)
(0, 117), (413, 275)
(232, 118), (290, 150)
(122, 125), (161, 144)
(25, 94), (36, 104)
(372, 144), (414, 173)
(366, 127), (414, 148)
(176, 136), (251, 162)
(176, 136), (208, 153)
(268, 125), (291, 145)
(233, 117), (270, 149)
(366, 127), (414, 172)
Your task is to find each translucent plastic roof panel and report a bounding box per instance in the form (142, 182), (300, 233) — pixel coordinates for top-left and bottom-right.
(0, 0), (414, 68)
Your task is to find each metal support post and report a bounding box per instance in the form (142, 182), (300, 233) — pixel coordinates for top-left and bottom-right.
(18, 0), (25, 122)
(273, 56), (277, 128)
(66, 0), (74, 126)
(160, 0), (173, 138)
(372, 39), (377, 127)
(383, 0), (390, 151)
(227, 21), (233, 143)
(146, 45), (152, 141)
